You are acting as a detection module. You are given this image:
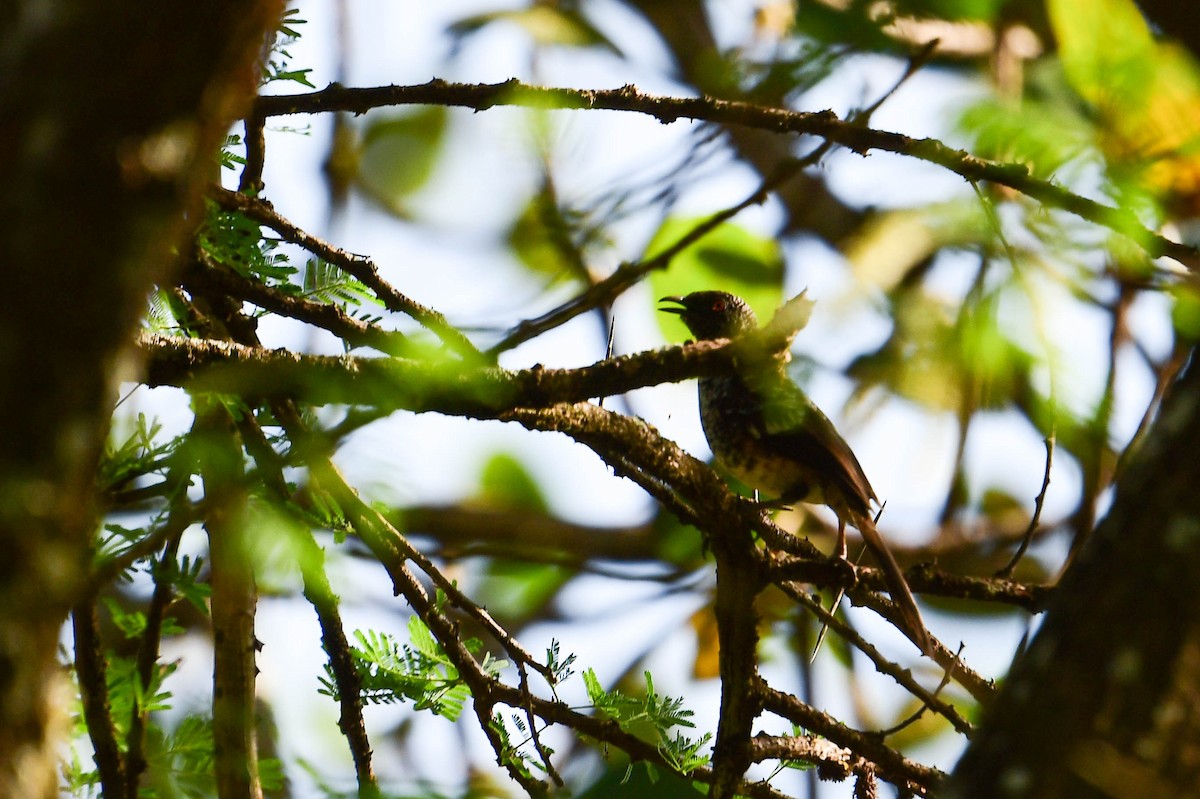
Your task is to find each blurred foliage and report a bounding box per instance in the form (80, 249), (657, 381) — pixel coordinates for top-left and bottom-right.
(326, 106), (450, 218)
(507, 178), (608, 284)
(849, 285), (1036, 412)
(844, 203), (990, 288)
(448, 5), (621, 54)
(957, 76), (1093, 178)
(478, 451), (548, 512)
(1047, 0), (1200, 211)
(650, 218), (785, 339)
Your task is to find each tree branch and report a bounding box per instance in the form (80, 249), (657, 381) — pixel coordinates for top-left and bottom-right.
(208, 187), (480, 358)
(254, 79), (1198, 268)
(756, 682), (944, 795)
(181, 254), (413, 356)
(197, 403), (262, 799)
(71, 601), (127, 799)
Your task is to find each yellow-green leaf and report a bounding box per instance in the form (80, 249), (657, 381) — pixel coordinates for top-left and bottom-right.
(1048, 0), (1156, 114)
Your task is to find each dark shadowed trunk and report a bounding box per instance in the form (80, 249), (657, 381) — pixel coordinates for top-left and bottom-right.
(0, 4), (281, 796)
(951, 350), (1200, 797)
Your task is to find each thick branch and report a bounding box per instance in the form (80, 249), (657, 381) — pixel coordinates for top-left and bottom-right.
(71, 601), (127, 799)
(138, 331), (734, 415)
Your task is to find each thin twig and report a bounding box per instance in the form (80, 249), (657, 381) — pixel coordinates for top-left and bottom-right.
(784, 584), (973, 735)
(997, 430), (1055, 578)
(856, 38), (942, 122)
(516, 664), (565, 788)
(878, 641), (968, 738)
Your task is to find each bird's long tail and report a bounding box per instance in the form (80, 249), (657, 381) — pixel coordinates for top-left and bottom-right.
(855, 516), (934, 657)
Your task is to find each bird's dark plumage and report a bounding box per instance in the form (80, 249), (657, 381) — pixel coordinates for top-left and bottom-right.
(661, 290), (932, 656)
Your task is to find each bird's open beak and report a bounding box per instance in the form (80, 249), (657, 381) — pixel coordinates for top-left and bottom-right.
(658, 296), (686, 315)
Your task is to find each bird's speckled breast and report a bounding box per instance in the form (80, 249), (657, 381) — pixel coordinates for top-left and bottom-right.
(698, 375), (824, 505)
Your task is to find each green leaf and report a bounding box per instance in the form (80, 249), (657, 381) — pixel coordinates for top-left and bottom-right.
(169, 554), (212, 613)
(506, 182), (596, 282)
(582, 668), (605, 706)
(355, 106), (449, 215)
(545, 639), (576, 685)
(302, 258), (381, 311)
(102, 597), (147, 638)
(406, 615), (441, 661)
(100, 412), (175, 491)
(142, 716), (217, 798)
(323, 624), (505, 722)
(264, 8), (314, 88)
(197, 200), (296, 283)
(478, 451), (547, 512)
(1048, 0), (1156, 114)
(647, 217), (784, 340)
(958, 91), (1092, 180)
(581, 668), (709, 771)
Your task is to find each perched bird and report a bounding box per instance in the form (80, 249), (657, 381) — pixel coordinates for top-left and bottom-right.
(660, 290), (932, 656)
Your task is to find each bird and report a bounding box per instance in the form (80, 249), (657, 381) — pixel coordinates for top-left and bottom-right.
(660, 290), (933, 656)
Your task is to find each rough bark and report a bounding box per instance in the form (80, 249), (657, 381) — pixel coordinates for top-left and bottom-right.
(950, 351), (1200, 798)
(0, 3), (281, 796)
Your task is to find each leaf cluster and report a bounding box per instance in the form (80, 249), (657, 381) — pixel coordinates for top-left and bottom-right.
(583, 669), (712, 775)
(319, 619), (507, 722)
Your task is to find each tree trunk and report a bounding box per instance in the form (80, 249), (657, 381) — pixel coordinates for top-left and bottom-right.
(950, 350), (1200, 797)
(0, 3), (281, 796)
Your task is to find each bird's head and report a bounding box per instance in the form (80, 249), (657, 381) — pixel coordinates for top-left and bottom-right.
(659, 291), (758, 340)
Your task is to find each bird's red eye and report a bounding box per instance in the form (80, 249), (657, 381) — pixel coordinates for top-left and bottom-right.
(712, 298), (726, 312)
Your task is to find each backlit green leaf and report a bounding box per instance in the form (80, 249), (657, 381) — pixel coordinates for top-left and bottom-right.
(648, 217), (784, 340)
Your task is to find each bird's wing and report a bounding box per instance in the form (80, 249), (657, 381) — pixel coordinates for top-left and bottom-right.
(753, 373), (877, 513)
